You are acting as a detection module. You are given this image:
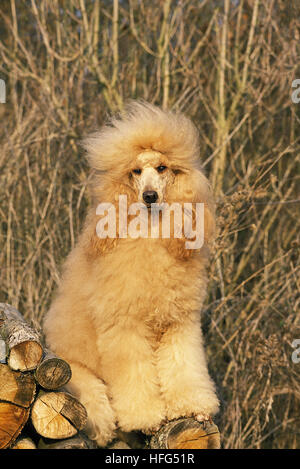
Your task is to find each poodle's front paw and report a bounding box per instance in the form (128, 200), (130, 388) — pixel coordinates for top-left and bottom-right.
(143, 418), (169, 436)
(117, 399), (166, 434)
(165, 391), (219, 423)
(195, 412), (213, 424)
(121, 412), (165, 435)
(84, 398), (117, 447)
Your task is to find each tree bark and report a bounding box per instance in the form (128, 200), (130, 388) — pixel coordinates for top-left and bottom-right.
(0, 303), (43, 371)
(38, 432), (97, 449)
(0, 339), (6, 363)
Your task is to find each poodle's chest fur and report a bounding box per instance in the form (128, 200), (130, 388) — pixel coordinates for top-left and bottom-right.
(88, 237), (207, 331)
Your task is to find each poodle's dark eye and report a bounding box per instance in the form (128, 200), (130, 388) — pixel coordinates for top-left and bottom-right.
(173, 168), (183, 175)
(156, 165), (167, 173)
(132, 168), (142, 175)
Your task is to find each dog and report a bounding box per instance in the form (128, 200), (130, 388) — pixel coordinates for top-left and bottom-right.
(43, 101), (219, 446)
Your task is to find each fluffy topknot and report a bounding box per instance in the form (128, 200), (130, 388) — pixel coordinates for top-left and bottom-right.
(83, 101), (202, 177)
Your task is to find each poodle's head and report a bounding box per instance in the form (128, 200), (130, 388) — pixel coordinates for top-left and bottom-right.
(83, 101), (215, 255)
(83, 101), (212, 205)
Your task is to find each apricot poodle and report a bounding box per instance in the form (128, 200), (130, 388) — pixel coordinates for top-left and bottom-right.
(43, 101), (219, 447)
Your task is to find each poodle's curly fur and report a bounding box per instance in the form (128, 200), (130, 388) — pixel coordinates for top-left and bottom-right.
(43, 101), (219, 446)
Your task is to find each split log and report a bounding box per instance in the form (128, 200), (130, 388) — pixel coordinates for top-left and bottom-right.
(0, 403), (30, 449)
(35, 348), (72, 390)
(0, 364), (36, 408)
(11, 436), (37, 449)
(0, 303), (43, 371)
(31, 391), (88, 440)
(150, 418), (221, 449)
(38, 433), (97, 449)
(0, 364), (36, 449)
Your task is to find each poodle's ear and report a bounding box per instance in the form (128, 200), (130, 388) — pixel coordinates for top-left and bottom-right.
(168, 167), (216, 243)
(203, 197), (216, 245)
(163, 168), (215, 259)
(83, 180), (136, 260)
(83, 209), (120, 260)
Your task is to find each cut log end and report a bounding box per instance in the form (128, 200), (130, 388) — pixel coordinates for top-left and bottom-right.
(31, 391), (88, 440)
(150, 418), (221, 449)
(12, 437), (37, 449)
(8, 340), (43, 372)
(35, 356), (72, 390)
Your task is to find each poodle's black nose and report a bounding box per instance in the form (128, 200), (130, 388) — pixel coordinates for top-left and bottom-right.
(143, 190), (158, 204)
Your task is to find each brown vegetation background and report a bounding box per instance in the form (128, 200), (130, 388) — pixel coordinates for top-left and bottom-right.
(0, 0), (300, 448)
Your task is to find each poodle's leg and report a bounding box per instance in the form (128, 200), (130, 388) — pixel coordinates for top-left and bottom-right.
(97, 326), (165, 434)
(65, 361), (116, 447)
(156, 321), (219, 422)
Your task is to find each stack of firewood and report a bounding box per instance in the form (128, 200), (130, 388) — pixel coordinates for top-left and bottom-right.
(0, 303), (96, 449)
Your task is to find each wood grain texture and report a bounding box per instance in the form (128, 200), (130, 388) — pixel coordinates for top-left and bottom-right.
(31, 391), (88, 440)
(0, 402), (30, 449)
(0, 364), (36, 407)
(150, 418), (221, 449)
(35, 348), (72, 390)
(12, 436), (37, 449)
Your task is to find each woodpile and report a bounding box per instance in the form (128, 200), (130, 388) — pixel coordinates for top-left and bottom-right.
(0, 303), (93, 449)
(0, 303), (221, 450)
